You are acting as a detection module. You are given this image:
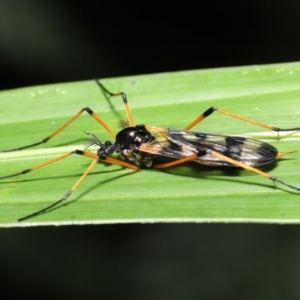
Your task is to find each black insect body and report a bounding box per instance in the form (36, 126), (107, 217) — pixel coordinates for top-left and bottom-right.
(1, 81), (300, 221)
(95, 125), (156, 167)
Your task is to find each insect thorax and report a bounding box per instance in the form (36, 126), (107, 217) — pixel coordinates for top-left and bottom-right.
(115, 125), (155, 167)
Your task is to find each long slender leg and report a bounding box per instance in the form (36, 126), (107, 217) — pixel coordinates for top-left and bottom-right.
(154, 150), (300, 192)
(0, 149), (140, 221)
(0, 150), (91, 180)
(154, 154), (199, 169)
(184, 107), (300, 132)
(96, 80), (135, 127)
(208, 150), (300, 191)
(0, 150), (139, 181)
(17, 155), (139, 222)
(1, 107), (115, 152)
(18, 158), (99, 222)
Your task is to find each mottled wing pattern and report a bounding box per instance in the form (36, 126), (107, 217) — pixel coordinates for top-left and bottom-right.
(140, 126), (278, 167)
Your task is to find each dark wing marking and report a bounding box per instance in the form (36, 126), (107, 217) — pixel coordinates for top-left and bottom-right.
(142, 126), (278, 167)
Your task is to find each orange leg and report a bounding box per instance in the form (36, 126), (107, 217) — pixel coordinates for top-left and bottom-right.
(184, 107), (300, 132)
(154, 154), (199, 169)
(0, 149), (139, 221)
(154, 150), (300, 192)
(18, 158), (99, 222)
(96, 80), (135, 127)
(1, 107), (115, 153)
(208, 150), (300, 191)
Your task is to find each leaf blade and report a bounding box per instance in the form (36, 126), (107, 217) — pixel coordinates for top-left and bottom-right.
(1, 62), (300, 226)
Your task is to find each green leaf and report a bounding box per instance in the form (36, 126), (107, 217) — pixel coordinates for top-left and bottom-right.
(1, 62), (300, 226)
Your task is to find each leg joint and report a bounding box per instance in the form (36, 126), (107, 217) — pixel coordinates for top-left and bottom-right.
(203, 107), (216, 117)
(83, 107), (94, 114)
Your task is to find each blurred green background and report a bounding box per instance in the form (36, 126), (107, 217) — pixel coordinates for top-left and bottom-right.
(1, 1), (300, 299)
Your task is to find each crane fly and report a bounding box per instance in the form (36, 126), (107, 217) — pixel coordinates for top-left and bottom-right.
(1, 80), (300, 222)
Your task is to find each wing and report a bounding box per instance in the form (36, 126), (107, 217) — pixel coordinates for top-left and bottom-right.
(139, 126), (278, 167)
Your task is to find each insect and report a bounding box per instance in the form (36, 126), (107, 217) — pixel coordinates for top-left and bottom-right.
(1, 81), (300, 222)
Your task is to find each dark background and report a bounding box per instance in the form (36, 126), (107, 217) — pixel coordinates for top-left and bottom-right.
(1, 1), (300, 299)
(2, 1), (300, 89)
